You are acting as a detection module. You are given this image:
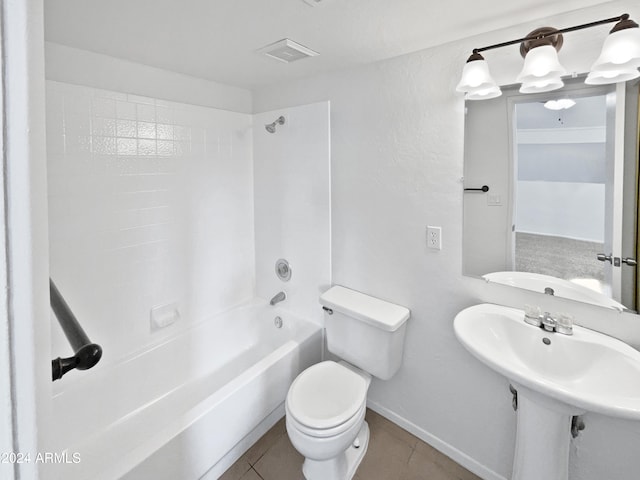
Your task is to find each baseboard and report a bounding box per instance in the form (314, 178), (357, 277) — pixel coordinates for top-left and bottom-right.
(367, 400), (508, 480)
(201, 398), (508, 480)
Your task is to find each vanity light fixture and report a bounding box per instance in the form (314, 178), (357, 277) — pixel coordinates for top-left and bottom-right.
(457, 13), (640, 100)
(455, 51), (502, 99)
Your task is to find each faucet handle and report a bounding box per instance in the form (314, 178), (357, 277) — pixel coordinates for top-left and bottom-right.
(555, 313), (573, 335)
(523, 304), (542, 327)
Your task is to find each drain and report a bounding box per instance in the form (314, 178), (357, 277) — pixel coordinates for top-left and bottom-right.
(274, 316), (283, 329)
(542, 337), (551, 345)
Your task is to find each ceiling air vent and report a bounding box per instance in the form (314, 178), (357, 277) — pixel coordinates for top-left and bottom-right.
(258, 38), (319, 63)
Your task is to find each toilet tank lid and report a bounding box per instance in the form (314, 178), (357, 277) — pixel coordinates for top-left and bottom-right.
(319, 286), (410, 332)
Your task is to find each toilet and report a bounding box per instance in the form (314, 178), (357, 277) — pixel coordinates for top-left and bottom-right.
(285, 285), (410, 480)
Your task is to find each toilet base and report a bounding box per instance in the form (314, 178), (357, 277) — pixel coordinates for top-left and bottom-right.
(302, 421), (370, 480)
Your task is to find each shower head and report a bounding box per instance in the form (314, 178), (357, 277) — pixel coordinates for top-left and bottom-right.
(265, 115), (285, 133)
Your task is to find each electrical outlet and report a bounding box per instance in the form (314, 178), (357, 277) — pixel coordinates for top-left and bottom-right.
(427, 226), (442, 250)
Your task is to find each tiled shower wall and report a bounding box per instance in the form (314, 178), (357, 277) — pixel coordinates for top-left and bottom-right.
(47, 81), (255, 374)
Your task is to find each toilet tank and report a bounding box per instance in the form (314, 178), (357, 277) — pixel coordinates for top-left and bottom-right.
(319, 286), (410, 380)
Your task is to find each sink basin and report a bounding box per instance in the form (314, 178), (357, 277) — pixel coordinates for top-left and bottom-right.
(455, 303), (640, 480)
(454, 303), (640, 420)
(482, 271), (625, 311)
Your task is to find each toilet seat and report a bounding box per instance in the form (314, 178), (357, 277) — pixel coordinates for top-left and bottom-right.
(287, 400), (366, 438)
(286, 361), (368, 435)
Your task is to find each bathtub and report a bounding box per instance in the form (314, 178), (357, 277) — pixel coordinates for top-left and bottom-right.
(50, 300), (322, 480)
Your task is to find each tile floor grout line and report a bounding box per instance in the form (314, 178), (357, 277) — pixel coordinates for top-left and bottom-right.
(248, 453), (263, 467)
(248, 431), (286, 467)
(221, 408), (480, 480)
(250, 466), (265, 480)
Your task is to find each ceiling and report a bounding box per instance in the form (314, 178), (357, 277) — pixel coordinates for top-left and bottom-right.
(44, 0), (612, 90)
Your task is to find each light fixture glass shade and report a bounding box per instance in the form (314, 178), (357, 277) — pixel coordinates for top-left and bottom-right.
(544, 98), (576, 110)
(516, 45), (567, 83)
(456, 55), (502, 100)
(456, 57), (500, 93)
(519, 76), (564, 94)
(590, 27), (640, 72)
(585, 67), (640, 84)
(465, 85), (502, 101)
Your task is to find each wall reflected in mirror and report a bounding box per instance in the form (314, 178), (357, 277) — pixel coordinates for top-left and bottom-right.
(463, 78), (639, 312)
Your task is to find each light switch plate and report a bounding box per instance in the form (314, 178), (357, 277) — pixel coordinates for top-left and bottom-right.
(487, 194), (502, 206)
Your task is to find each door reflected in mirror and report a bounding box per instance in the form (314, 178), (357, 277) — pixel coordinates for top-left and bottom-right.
(463, 78), (639, 312)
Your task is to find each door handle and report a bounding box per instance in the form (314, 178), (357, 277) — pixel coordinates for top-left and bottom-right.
(596, 253), (612, 263)
(622, 257), (638, 266)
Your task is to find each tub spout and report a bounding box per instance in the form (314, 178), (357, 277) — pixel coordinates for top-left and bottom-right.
(270, 291), (286, 306)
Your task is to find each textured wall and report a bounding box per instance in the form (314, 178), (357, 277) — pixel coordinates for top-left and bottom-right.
(253, 1), (640, 479)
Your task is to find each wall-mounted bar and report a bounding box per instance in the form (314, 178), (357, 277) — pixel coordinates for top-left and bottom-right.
(464, 185), (490, 192)
(472, 14), (629, 55)
(50, 279), (102, 381)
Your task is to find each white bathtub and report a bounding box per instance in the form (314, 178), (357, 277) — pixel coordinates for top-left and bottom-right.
(50, 300), (322, 480)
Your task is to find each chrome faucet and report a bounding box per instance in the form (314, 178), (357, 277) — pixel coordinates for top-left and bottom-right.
(526, 310), (573, 336)
(270, 291), (286, 306)
(541, 312), (557, 332)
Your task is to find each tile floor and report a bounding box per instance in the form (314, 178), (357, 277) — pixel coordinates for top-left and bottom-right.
(219, 409), (482, 480)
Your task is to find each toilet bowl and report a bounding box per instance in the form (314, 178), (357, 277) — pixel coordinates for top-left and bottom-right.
(285, 286), (410, 480)
(285, 361), (371, 480)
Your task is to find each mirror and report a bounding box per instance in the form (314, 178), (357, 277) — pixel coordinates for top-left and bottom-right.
(463, 77), (640, 312)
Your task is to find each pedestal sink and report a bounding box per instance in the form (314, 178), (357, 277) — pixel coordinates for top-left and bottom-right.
(454, 303), (640, 480)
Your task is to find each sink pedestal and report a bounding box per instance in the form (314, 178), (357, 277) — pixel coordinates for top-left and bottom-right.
(512, 384), (583, 480)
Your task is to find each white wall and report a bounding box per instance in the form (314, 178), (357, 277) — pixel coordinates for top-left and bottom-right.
(516, 181), (605, 242)
(253, 102), (331, 325)
(47, 80), (255, 377)
(253, 1), (640, 479)
(3, 1), (52, 479)
(45, 42), (252, 114)
(463, 93), (512, 277)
